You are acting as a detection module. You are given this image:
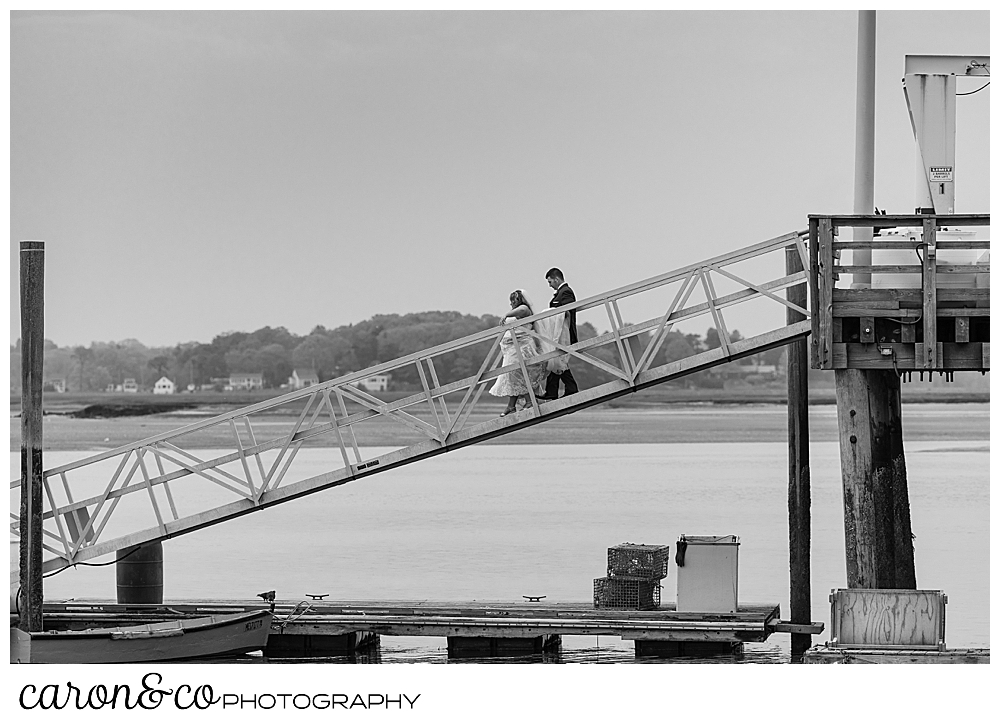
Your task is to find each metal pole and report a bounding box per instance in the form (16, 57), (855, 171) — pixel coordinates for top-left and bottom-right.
(786, 246), (811, 658)
(851, 10), (876, 287)
(19, 240), (45, 632)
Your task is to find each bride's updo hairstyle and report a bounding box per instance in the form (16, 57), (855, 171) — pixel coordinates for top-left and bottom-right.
(510, 289), (532, 313)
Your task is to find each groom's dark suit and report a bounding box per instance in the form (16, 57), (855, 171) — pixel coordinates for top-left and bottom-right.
(545, 282), (579, 398)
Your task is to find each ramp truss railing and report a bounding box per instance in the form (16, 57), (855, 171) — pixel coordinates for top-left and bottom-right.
(11, 231), (810, 572)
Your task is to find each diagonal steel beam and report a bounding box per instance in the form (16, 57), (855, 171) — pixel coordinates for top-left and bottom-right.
(707, 263), (809, 317)
(150, 448), (179, 521)
(416, 359), (445, 440)
(229, 418), (259, 501)
(426, 357), (452, 430)
(632, 270), (698, 379)
(152, 447), (254, 499)
(265, 391), (319, 487)
(339, 384), (442, 442)
(136, 448), (167, 536)
(322, 390), (354, 473)
(701, 270), (732, 357)
(517, 326), (629, 381)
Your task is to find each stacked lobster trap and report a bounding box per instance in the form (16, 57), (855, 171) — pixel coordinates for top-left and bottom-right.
(593, 543), (669, 611)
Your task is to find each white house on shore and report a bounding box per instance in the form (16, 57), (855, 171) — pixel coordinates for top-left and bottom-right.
(289, 368), (319, 389)
(153, 377), (176, 395)
(229, 372), (264, 391)
(357, 374), (390, 393)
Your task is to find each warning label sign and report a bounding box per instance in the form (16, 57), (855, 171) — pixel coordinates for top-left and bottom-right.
(929, 166), (954, 181)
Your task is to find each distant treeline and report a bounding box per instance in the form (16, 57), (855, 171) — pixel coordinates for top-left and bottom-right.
(10, 310), (779, 393)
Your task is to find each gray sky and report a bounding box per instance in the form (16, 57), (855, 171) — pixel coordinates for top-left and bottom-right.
(9, 10), (990, 348)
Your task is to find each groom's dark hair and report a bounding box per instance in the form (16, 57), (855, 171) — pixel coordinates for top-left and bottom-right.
(545, 267), (564, 280)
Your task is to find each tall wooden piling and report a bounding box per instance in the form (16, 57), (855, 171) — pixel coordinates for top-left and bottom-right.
(19, 241), (45, 632)
(835, 370), (916, 588)
(786, 246), (811, 657)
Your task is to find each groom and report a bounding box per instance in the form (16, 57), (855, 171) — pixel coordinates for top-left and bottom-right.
(541, 267), (579, 399)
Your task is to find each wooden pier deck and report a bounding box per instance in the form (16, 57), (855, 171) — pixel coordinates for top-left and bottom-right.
(38, 599), (792, 645)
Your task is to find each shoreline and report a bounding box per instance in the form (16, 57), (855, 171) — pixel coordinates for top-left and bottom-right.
(11, 401), (990, 452)
(9, 386), (990, 419)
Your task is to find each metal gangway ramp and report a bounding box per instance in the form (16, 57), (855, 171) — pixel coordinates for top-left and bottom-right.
(11, 232), (811, 573)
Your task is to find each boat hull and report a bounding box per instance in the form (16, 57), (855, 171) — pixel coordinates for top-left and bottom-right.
(11, 610), (271, 664)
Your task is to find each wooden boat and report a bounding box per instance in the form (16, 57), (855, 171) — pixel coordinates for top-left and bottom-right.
(10, 609), (271, 663)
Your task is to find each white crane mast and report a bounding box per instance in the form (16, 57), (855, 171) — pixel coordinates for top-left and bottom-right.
(903, 54), (989, 215)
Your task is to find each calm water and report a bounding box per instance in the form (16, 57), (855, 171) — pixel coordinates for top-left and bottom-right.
(12, 408), (990, 664)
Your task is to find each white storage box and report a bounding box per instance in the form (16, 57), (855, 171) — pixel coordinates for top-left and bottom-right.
(675, 535), (739, 613)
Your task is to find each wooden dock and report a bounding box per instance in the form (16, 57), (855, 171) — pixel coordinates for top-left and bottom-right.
(35, 599), (808, 657)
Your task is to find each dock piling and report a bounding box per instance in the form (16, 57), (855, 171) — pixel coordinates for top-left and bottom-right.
(116, 543), (164, 604)
(786, 245), (812, 657)
(835, 369), (916, 588)
(18, 241), (45, 633)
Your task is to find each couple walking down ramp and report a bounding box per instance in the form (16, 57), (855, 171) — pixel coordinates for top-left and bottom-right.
(490, 270), (578, 416)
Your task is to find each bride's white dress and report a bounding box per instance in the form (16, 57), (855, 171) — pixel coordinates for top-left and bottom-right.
(489, 318), (546, 397)
(534, 312), (570, 374)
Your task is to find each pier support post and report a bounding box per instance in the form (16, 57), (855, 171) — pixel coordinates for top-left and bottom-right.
(18, 241), (45, 633)
(264, 631), (379, 658)
(835, 370), (916, 588)
(635, 640), (743, 658)
(447, 635), (559, 659)
(116, 542), (164, 604)
(786, 246), (811, 657)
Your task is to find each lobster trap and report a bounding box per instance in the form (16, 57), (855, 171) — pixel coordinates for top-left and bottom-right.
(594, 577), (661, 610)
(607, 543), (669, 580)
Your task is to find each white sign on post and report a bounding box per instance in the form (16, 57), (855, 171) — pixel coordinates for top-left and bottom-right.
(929, 166), (954, 182)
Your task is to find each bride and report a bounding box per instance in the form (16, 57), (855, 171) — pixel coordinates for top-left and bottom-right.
(490, 289), (547, 416)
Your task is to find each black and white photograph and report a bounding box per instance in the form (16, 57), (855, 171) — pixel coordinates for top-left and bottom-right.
(7, 6), (992, 719)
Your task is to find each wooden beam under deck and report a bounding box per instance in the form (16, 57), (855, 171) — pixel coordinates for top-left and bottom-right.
(831, 288), (989, 306)
(833, 307), (989, 317)
(39, 600), (791, 644)
(809, 213), (990, 228)
(830, 342), (989, 370)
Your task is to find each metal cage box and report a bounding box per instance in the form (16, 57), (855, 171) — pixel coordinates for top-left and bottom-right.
(675, 535), (739, 613)
(829, 588), (947, 651)
(593, 577), (661, 611)
(607, 543), (669, 580)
